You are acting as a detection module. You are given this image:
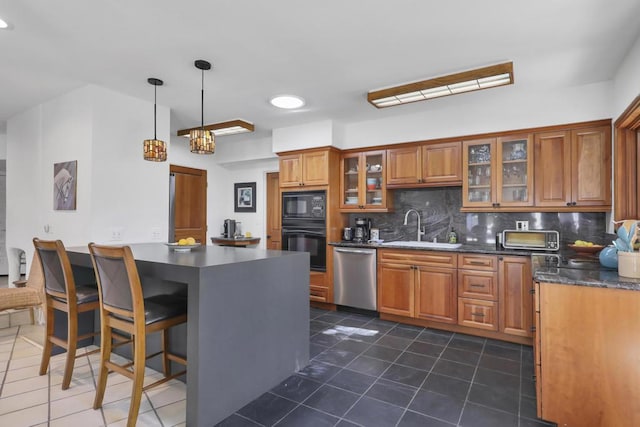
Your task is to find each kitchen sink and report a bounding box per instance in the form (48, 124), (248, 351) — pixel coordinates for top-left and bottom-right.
(380, 241), (462, 249)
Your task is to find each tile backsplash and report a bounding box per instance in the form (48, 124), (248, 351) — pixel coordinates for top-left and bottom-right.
(347, 187), (608, 246)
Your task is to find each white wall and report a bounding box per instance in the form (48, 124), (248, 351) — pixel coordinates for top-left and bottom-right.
(341, 81), (613, 149)
(272, 120), (335, 152)
(89, 86), (170, 244)
(0, 131), (6, 160)
(6, 85), (174, 281)
(613, 33), (640, 119)
(7, 105), (44, 282)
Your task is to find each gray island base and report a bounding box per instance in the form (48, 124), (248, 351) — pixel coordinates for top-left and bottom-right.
(67, 243), (310, 426)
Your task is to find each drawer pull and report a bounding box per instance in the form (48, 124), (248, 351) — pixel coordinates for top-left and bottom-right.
(530, 326), (536, 332)
(471, 312), (485, 317)
(470, 284), (485, 288)
(469, 261), (487, 266)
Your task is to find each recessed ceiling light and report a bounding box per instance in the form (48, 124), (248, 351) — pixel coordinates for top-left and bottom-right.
(270, 95), (305, 109)
(0, 17), (9, 29)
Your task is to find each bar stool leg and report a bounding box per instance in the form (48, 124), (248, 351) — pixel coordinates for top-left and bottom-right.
(62, 309), (78, 390)
(39, 304), (55, 376)
(162, 329), (170, 376)
(128, 332), (146, 427)
(93, 323), (112, 410)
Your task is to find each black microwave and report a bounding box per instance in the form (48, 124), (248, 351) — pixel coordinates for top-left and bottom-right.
(282, 190), (326, 220)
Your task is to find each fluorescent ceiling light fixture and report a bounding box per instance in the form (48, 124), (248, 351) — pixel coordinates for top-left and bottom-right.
(270, 95), (305, 109)
(0, 17), (8, 29)
(177, 119), (255, 137)
(368, 62), (513, 108)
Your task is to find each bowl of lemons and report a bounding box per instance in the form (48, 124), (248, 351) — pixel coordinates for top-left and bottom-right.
(166, 237), (200, 252)
(568, 240), (605, 254)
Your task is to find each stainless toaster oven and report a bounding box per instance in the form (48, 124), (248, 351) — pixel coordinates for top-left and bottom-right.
(502, 230), (559, 251)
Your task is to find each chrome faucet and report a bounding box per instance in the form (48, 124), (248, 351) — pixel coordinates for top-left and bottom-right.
(403, 209), (425, 241)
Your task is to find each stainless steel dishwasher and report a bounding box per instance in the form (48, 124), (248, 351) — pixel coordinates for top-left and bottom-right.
(333, 247), (377, 311)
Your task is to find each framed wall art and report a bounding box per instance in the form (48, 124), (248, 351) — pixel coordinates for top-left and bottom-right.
(234, 182), (256, 213)
(54, 160), (77, 210)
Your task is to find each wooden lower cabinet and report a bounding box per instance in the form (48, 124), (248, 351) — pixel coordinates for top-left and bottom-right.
(498, 256), (533, 337)
(378, 249), (456, 321)
(378, 262), (414, 317)
(415, 266), (457, 323)
(309, 271), (330, 303)
(535, 282), (640, 426)
(458, 298), (498, 330)
(379, 251), (533, 345)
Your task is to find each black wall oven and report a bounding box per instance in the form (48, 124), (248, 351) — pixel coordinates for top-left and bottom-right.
(281, 190), (327, 272)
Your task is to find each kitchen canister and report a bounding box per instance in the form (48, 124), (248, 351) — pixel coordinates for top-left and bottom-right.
(618, 251), (640, 278)
(370, 228), (380, 241)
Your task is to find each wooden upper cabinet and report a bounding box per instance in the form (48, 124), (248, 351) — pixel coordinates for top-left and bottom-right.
(278, 149), (330, 187)
(462, 139), (497, 208)
(421, 141), (462, 185)
(387, 142), (462, 187)
(534, 125), (611, 208)
(534, 131), (573, 207)
(340, 150), (392, 212)
(496, 134), (534, 207)
(386, 146), (421, 186)
(572, 126), (611, 206)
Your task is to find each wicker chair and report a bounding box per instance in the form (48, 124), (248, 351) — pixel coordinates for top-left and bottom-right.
(0, 253), (44, 324)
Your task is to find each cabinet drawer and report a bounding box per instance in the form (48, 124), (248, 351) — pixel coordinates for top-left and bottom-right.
(379, 249), (457, 268)
(458, 298), (498, 331)
(458, 270), (498, 300)
(310, 285), (328, 302)
(458, 254), (497, 271)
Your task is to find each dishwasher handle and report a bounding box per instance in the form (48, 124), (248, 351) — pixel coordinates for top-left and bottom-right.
(335, 248), (376, 255)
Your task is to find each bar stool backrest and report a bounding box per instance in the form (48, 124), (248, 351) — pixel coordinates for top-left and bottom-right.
(33, 238), (76, 299)
(88, 244), (144, 319)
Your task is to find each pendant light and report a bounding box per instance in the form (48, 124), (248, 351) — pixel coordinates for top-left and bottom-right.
(143, 78), (167, 162)
(190, 60), (215, 154)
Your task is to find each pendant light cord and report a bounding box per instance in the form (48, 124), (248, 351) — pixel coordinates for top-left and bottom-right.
(153, 84), (157, 140)
(200, 69), (205, 131)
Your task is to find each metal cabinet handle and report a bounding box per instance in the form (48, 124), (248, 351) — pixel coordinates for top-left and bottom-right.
(471, 312), (485, 317)
(470, 284), (485, 288)
(469, 261), (485, 265)
(530, 326), (536, 332)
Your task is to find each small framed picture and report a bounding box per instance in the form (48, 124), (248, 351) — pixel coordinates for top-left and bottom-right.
(54, 160), (77, 210)
(234, 182), (256, 213)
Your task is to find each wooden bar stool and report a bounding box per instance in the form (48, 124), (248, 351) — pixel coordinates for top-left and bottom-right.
(88, 243), (187, 427)
(34, 238), (100, 390)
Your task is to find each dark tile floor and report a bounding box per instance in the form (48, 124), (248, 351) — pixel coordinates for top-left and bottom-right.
(217, 308), (556, 427)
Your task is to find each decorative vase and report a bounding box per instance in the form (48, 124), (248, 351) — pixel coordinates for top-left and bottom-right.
(598, 246), (618, 269)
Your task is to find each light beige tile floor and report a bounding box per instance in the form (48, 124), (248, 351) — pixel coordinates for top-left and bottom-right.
(0, 323), (187, 426)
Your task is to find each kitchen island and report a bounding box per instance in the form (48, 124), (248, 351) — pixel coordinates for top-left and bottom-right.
(533, 267), (640, 426)
(67, 243), (310, 427)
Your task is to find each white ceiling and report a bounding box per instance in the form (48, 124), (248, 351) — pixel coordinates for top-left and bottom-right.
(1, 0), (639, 139)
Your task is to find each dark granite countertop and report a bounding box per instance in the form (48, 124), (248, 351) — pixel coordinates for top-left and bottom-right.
(534, 267), (640, 291)
(330, 240), (542, 256)
(330, 241), (640, 291)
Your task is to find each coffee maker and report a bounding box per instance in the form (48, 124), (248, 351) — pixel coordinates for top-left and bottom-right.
(223, 219), (236, 238)
(354, 217), (372, 243)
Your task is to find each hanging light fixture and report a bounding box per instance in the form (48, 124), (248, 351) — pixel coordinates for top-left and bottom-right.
(143, 78), (167, 162)
(190, 60), (215, 154)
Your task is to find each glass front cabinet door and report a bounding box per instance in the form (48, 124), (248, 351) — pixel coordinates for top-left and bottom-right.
(463, 136), (533, 209)
(463, 139), (496, 208)
(340, 150), (390, 211)
(496, 135), (533, 207)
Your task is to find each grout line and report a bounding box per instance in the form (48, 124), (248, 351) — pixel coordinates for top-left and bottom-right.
(0, 326), (20, 398)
